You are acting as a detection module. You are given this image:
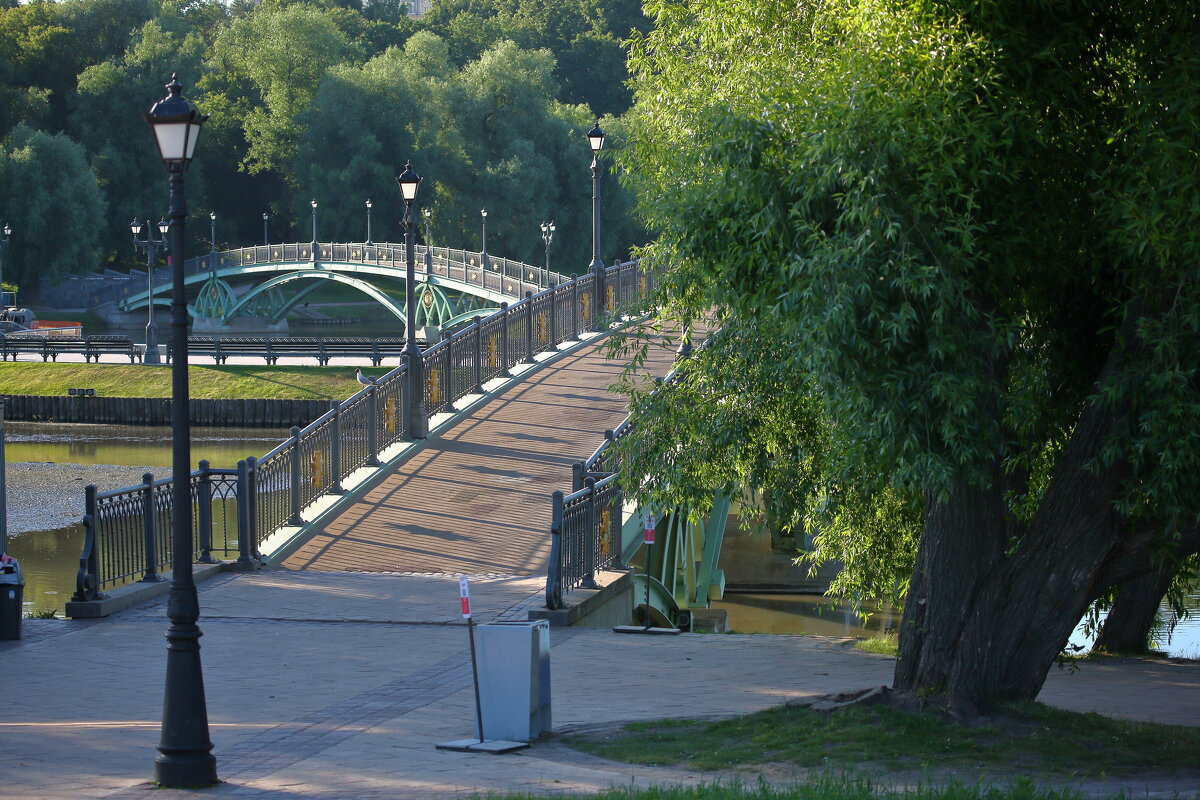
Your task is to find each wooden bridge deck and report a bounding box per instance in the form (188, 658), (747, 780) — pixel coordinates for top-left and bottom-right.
(280, 333), (680, 575)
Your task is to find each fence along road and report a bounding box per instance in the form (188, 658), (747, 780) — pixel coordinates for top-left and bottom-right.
(279, 329), (681, 576)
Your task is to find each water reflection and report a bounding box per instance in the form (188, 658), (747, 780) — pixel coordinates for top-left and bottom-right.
(713, 593), (899, 637)
(3, 421), (289, 616)
(714, 590), (1199, 660)
(4, 421), (289, 470)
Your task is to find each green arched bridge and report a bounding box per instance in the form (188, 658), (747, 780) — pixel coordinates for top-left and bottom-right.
(119, 241), (572, 332)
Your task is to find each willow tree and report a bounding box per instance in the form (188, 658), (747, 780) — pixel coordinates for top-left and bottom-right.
(620, 0), (1200, 714)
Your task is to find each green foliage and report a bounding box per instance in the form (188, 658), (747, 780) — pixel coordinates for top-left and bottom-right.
(0, 124), (106, 285)
(421, 0), (649, 116)
(618, 0), (1200, 645)
(0, 0), (640, 278)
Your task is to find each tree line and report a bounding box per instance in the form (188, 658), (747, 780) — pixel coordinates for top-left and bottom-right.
(0, 0), (647, 289)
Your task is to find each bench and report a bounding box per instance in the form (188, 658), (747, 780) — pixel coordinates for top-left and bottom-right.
(169, 337), (410, 365)
(83, 335), (137, 363)
(0, 335), (81, 362)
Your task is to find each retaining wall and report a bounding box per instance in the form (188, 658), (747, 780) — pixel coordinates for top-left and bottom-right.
(1, 394), (328, 427)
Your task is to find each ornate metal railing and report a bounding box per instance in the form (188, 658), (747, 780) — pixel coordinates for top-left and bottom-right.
(74, 259), (654, 601)
(169, 241), (571, 305)
(544, 328), (707, 610)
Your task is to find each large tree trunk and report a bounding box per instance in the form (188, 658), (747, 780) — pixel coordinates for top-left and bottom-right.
(1092, 568), (1175, 654)
(894, 376), (1132, 714)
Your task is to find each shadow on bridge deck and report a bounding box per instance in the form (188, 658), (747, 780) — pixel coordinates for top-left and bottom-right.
(276, 330), (680, 576)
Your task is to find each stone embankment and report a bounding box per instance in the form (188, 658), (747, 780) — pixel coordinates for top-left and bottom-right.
(3, 462), (158, 534)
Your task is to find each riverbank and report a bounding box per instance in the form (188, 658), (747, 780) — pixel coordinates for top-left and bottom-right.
(3, 462), (159, 534)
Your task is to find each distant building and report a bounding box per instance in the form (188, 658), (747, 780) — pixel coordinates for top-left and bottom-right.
(406, 0), (432, 17)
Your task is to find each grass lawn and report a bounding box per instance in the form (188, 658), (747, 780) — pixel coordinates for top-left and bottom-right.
(0, 362), (396, 400)
(480, 783), (1119, 800)
(562, 701), (1200, 781)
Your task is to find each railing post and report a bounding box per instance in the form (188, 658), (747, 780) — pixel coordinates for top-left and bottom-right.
(288, 426), (303, 524)
(545, 490), (565, 609)
(235, 459), (255, 570)
(72, 485), (102, 602)
(140, 472), (162, 583)
(524, 290), (535, 363)
(366, 383), (379, 467)
(444, 328), (454, 407)
(329, 399), (343, 495)
(571, 278), (580, 339)
(548, 282), (558, 347)
(248, 455), (261, 562)
(196, 460), (216, 563)
(472, 315), (483, 393)
(610, 480), (626, 570)
(499, 302), (510, 374)
(582, 477), (599, 589)
(572, 461), (584, 492)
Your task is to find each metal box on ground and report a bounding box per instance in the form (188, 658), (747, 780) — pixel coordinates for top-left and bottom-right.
(475, 620), (551, 742)
(0, 557), (24, 640)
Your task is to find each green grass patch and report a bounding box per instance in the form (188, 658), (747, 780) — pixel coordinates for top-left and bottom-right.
(563, 701), (1200, 780)
(0, 362), (390, 400)
(856, 631), (899, 656)
(482, 779), (1104, 800)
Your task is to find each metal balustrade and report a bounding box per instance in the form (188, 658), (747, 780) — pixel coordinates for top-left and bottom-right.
(73, 260), (654, 602)
(544, 327), (711, 611)
(176, 241), (569, 306)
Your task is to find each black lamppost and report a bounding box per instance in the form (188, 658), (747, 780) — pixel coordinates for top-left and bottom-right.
(0, 223), (11, 303)
(587, 121), (605, 272)
(262, 211), (269, 246)
(310, 199), (318, 262)
(131, 217), (170, 365)
(396, 161), (427, 440)
(540, 221), (555, 290)
(480, 207), (490, 270)
(207, 211), (217, 269)
(142, 74), (216, 788)
(422, 206), (432, 273)
(365, 198), (373, 245)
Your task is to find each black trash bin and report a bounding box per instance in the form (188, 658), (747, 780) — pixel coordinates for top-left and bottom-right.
(0, 557), (24, 640)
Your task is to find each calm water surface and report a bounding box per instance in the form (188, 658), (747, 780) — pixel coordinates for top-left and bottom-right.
(715, 590), (1200, 659)
(4, 422), (288, 616)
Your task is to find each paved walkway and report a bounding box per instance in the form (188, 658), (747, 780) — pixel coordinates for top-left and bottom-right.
(2, 335), (1199, 799)
(280, 333), (663, 575)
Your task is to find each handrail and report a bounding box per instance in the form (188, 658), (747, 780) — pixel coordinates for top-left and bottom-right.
(74, 260), (657, 598)
(545, 325), (711, 610)
(119, 241), (571, 313)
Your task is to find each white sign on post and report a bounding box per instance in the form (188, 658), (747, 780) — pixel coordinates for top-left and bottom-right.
(643, 512), (656, 545)
(459, 575), (471, 619)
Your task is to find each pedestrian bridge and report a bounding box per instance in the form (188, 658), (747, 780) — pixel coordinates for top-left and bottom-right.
(119, 241), (572, 331)
(73, 261), (730, 631)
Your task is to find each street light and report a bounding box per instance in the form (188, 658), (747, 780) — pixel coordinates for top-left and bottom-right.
(262, 211), (269, 246)
(365, 199), (373, 245)
(396, 160), (427, 440)
(131, 217), (170, 365)
(141, 73), (216, 789)
(0, 223), (11, 305)
(208, 211), (217, 268)
(540, 221), (555, 290)
(587, 120), (605, 272)
(480, 208), (490, 270)
(310, 199), (318, 261)
(422, 206), (432, 273)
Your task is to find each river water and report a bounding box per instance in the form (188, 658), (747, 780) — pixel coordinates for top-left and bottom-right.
(3, 422), (288, 616)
